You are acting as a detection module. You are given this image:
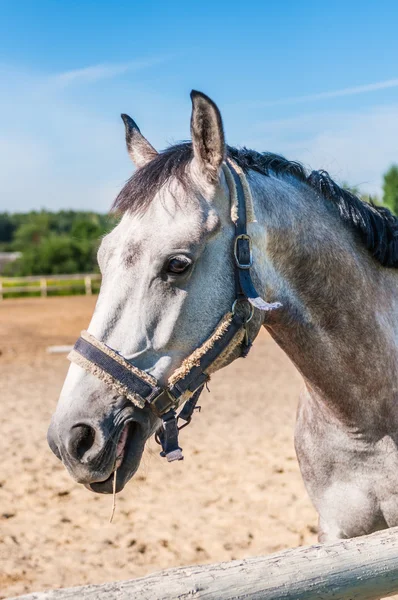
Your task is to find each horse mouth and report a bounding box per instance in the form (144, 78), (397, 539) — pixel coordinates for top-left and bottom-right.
(85, 421), (144, 494)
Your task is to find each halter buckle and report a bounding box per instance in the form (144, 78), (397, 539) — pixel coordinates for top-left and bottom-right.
(149, 389), (179, 417)
(231, 299), (254, 323)
(234, 234), (253, 269)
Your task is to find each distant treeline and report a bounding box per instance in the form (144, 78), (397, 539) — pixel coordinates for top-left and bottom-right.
(1, 165), (398, 277)
(0, 211), (118, 276)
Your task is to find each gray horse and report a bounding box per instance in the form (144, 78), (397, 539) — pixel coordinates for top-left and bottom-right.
(48, 90), (398, 543)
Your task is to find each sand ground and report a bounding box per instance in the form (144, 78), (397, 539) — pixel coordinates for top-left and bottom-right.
(0, 295), (369, 598)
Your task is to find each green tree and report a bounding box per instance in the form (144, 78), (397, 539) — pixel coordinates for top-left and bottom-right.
(383, 165), (398, 215)
(5, 235), (98, 276)
(70, 213), (106, 240)
(0, 213), (17, 245)
(13, 212), (52, 247)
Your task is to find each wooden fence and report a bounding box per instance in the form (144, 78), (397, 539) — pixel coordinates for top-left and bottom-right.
(10, 526), (398, 600)
(0, 273), (101, 300)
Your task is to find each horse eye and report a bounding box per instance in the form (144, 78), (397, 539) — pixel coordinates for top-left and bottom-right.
(167, 257), (191, 274)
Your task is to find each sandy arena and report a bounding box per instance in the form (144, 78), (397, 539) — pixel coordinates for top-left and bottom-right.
(0, 295), (320, 598)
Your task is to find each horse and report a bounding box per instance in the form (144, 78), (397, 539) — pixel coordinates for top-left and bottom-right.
(48, 90), (398, 543)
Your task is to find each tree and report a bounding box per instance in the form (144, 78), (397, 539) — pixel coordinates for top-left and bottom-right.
(70, 213), (107, 241)
(0, 210), (117, 276)
(13, 212), (51, 247)
(0, 213), (17, 245)
(383, 165), (398, 215)
(5, 235), (98, 276)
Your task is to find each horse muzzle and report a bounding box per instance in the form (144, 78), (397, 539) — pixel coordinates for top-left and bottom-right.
(47, 396), (155, 493)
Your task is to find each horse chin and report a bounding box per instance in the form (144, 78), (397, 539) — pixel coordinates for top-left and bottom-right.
(84, 422), (145, 494)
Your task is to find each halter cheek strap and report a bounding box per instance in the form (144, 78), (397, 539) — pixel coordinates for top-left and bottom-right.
(68, 160), (282, 462)
(227, 160), (277, 311)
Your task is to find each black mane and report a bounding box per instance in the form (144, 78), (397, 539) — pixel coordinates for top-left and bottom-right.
(113, 142), (398, 268)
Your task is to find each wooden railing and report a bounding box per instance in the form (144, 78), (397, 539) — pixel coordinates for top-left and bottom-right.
(0, 273), (101, 300)
(10, 526), (398, 600)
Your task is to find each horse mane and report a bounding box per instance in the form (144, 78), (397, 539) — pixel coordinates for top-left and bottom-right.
(113, 142), (398, 268)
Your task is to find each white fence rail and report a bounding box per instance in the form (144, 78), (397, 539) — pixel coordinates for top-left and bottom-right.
(0, 273), (101, 300)
(11, 526), (398, 600)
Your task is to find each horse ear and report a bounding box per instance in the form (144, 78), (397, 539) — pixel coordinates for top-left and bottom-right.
(121, 114), (158, 168)
(190, 90), (226, 182)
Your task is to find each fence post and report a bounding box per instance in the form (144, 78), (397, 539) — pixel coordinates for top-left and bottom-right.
(84, 275), (92, 296)
(40, 278), (47, 297)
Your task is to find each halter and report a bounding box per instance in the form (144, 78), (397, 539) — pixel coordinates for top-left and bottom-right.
(68, 160), (281, 462)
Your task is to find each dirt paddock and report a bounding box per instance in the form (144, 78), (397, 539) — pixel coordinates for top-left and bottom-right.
(0, 296), (319, 598)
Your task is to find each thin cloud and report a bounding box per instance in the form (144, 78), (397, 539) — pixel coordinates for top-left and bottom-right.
(249, 78), (398, 108)
(53, 56), (171, 86)
(242, 103), (398, 198)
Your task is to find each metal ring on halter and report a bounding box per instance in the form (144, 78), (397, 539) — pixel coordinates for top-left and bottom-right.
(231, 299), (254, 324)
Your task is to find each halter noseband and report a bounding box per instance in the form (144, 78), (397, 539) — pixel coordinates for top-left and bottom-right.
(68, 160), (281, 462)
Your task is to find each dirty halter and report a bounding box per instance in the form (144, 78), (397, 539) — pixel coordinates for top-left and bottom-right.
(68, 159), (281, 462)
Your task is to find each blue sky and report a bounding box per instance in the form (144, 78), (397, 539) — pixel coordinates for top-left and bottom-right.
(1, 0), (398, 211)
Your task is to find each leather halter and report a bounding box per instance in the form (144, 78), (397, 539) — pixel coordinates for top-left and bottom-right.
(68, 160), (281, 462)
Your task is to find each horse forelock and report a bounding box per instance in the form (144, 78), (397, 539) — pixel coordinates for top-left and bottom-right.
(112, 142), (398, 269)
(113, 143), (194, 215)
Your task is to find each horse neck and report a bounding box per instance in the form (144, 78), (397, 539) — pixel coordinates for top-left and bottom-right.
(249, 171), (398, 428)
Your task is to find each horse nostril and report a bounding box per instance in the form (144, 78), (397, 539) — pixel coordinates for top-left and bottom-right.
(68, 424), (96, 461)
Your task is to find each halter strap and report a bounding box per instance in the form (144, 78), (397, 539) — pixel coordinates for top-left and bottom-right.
(68, 160), (282, 461)
(227, 160), (281, 312)
(69, 311), (245, 414)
